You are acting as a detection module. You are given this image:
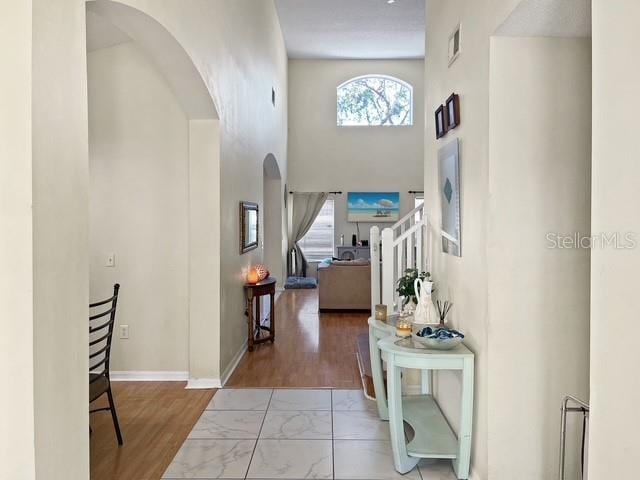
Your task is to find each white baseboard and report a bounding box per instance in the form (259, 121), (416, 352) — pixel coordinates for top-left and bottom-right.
(221, 340), (248, 386)
(110, 370), (189, 381)
(185, 378), (222, 389)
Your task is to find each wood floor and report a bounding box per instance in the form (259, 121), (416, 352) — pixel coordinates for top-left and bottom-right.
(227, 289), (369, 389)
(90, 289), (368, 479)
(89, 382), (214, 480)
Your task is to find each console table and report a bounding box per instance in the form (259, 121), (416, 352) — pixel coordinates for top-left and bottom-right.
(244, 277), (276, 352)
(368, 315), (474, 479)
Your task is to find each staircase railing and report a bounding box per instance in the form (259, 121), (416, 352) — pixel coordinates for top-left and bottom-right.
(370, 203), (425, 313)
(371, 203), (460, 314)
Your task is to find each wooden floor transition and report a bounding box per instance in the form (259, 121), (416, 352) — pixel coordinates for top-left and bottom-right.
(227, 289), (369, 389)
(90, 382), (214, 480)
(90, 289), (368, 479)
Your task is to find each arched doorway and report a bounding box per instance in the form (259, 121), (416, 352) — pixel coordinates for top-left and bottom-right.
(262, 153), (285, 286)
(86, 1), (222, 392)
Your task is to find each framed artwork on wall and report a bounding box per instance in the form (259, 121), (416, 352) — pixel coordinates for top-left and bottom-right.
(435, 105), (447, 139)
(446, 93), (460, 130)
(438, 138), (461, 257)
(240, 201), (259, 254)
(347, 192), (400, 222)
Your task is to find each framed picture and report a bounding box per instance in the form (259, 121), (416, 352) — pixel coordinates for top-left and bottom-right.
(347, 192), (400, 222)
(446, 93), (460, 129)
(239, 201), (259, 254)
(438, 138), (461, 257)
(435, 105), (447, 139)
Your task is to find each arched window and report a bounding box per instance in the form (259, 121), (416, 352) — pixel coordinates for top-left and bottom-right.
(337, 75), (413, 126)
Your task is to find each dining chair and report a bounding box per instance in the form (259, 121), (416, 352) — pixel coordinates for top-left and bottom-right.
(89, 283), (123, 445)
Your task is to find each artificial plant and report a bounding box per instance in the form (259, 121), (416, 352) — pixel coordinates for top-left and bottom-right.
(395, 268), (432, 307)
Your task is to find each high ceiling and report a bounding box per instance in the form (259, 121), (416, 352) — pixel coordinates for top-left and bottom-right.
(274, 0), (425, 60)
(495, 0), (591, 37)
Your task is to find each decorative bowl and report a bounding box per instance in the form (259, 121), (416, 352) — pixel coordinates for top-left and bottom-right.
(412, 334), (462, 350)
(413, 326), (464, 350)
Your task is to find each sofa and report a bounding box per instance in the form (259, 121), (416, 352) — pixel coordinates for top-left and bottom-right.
(318, 259), (371, 311)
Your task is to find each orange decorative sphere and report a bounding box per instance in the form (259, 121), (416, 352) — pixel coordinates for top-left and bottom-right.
(247, 268), (260, 284)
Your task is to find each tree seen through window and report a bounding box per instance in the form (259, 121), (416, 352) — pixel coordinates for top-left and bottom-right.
(337, 75), (413, 126)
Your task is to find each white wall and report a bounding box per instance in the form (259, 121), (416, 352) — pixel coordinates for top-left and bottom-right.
(3, 1), (90, 477)
(589, 2), (640, 478)
(263, 155), (285, 287)
(88, 41), (191, 372)
(100, 0), (288, 376)
(33, 0), (91, 477)
(0, 2), (36, 478)
(488, 36), (591, 480)
(189, 119), (222, 382)
(288, 59), (424, 250)
(423, 1), (573, 479)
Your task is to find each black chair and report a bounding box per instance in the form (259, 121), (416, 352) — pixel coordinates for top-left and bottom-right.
(89, 284), (123, 445)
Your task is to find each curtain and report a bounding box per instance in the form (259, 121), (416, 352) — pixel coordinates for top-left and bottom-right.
(287, 192), (329, 277)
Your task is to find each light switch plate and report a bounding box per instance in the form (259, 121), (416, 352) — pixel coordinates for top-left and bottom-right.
(106, 253), (115, 267)
(120, 325), (129, 339)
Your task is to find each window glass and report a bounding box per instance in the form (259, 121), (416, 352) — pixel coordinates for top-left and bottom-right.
(298, 199), (335, 262)
(337, 75), (413, 126)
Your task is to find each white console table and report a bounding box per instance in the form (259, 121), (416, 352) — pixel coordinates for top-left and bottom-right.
(368, 315), (474, 479)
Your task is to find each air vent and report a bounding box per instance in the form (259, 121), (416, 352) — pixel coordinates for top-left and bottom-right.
(448, 24), (461, 66)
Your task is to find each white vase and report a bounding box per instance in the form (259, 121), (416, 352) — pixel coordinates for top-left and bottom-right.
(413, 278), (433, 325)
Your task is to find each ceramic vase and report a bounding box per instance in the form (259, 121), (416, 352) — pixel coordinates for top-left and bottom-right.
(412, 278), (434, 325)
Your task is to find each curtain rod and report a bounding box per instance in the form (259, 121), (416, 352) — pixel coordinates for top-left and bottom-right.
(289, 191), (343, 195)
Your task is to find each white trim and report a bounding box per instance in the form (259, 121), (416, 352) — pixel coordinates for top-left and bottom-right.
(221, 340), (248, 386)
(110, 370), (189, 381)
(185, 378), (221, 389)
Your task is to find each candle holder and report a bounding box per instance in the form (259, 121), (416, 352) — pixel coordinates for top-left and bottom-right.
(375, 304), (388, 322)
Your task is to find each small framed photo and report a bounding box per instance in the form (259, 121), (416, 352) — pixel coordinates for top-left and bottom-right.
(445, 93), (460, 130)
(435, 105), (447, 139)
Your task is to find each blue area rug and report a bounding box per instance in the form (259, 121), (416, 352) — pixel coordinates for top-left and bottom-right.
(284, 276), (318, 289)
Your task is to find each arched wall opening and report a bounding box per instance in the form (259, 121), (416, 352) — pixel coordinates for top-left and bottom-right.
(262, 154), (286, 288)
(86, 1), (222, 387)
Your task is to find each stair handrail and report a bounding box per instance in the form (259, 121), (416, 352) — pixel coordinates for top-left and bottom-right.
(391, 203), (424, 236)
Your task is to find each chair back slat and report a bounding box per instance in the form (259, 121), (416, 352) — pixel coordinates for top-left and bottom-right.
(89, 295), (117, 309)
(90, 306), (117, 321)
(89, 284), (120, 379)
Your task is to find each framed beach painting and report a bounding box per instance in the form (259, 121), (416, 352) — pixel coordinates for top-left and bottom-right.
(347, 192), (400, 222)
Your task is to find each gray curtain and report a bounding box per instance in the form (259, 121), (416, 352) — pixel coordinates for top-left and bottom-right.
(288, 192), (329, 277)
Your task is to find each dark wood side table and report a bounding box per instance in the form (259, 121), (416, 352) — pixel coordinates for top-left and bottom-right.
(244, 277), (276, 352)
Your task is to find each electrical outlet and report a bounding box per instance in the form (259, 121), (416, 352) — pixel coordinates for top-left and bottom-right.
(120, 325), (129, 339)
(106, 253), (116, 267)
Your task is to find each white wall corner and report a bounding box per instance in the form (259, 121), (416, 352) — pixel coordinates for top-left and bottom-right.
(221, 341), (248, 386)
(110, 371), (189, 381)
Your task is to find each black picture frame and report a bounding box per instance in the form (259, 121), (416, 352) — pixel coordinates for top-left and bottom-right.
(445, 93), (460, 130)
(435, 105), (447, 139)
(240, 201), (259, 254)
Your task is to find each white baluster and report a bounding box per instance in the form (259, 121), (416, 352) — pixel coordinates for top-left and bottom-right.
(370, 226), (380, 313)
(381, 228), (394, 311)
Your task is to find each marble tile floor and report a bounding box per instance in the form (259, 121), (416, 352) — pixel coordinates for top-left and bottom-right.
(163, 388), (457, 480)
